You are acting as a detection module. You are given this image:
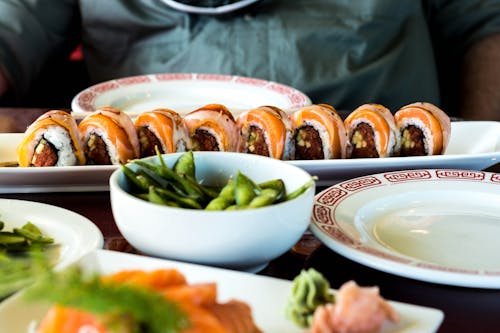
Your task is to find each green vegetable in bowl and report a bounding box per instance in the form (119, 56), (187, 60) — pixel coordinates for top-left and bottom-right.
(122, 151), (316, 211)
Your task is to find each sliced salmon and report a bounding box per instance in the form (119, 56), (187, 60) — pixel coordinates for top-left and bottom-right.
(236, 105), (292, 159)
(290, 104), (347, 160)
(344, 104), (399, 158)
(183, 104), (239, 152)
(134, 108), (190, 157)
(395, 102), (450, 156)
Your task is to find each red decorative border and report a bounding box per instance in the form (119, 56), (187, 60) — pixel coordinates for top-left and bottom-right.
(155, 73), (193, 81)
(339, 176), (381, 192)
(117, 75), (151, 85)
(316, 187), (347, 206)
(384, 170), (432, 182)
(435, 169), (485, 181)
(491, 173), (500, 183)
(312, 205), (333, 225)
(318, 225), (358, 246)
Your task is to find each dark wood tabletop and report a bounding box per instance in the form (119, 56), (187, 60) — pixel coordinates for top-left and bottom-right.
(1, 107), (499, 333)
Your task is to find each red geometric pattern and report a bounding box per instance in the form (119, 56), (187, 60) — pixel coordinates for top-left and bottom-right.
(312, 205), (333, 225)
(196, 73), (233, 81)
(76, 91), (96, 112)
(435, 169), (485, 181)
(339, 176), (381, 191)
(318, 225), (357, 246)
(92, 81), (120, 93)
(155, 73), (192, 81)
(384, 170), (431, 182)
(316, 187), (347, 205)
(491, 173), (500, 183)
(234, 76), (268, 87)
(117, 75), (151, 85)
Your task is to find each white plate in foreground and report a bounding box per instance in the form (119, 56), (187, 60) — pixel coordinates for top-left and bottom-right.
(311, 169), (500, 288)
(0, 199), (103, 270)
(0, 249), (443, 333)
(71, 72), (312, 117)
(0, 121), (498, 192)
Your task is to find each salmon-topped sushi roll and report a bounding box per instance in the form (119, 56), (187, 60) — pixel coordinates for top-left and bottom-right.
(290, 104), (348, 160)
(183, 104), (239, 152)
(395, 102), (451, 156)
(134, 108), (191, 157)
(344, 104), (399, 158)
(17, 110), (86, 167)
(78, 107), (140, 164)
(236, 105), (294, 160)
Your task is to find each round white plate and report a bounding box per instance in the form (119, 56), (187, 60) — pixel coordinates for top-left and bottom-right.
(0, 199), (104, 269)
(310, 169), (500, 289)
(71, 73), (311, 117)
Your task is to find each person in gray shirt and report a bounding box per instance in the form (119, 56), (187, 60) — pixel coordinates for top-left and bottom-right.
(0, 0), (499, 120)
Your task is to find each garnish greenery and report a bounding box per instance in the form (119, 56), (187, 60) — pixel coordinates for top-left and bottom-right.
(24, 266), (190, 333)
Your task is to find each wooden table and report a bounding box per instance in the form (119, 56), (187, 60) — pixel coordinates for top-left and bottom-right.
(1, 108), (499, 333)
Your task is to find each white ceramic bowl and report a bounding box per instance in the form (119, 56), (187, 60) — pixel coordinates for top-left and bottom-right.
(109, 151), (315, 272)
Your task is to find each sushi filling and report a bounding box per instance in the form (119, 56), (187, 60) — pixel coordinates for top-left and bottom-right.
(350, 123), (379, 158)
(295, 126), (324, 160)
(246, 126), (270, 157)
(85, 133), (112, 165)
(138, 126), (163, 157)
(31, 126), (78, 166)
(399, 125), (426, 156)
(191, 129), (220, 151)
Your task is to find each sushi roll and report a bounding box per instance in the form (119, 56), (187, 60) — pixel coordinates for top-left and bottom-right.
(236, 105), (294, 160)
(395, 102), (451, 156)
(290, 104), (348, 160)
(78, 107), (140, 164)
(17, 110), (86, 167)
(134, 108), (190, 157)
(183, 103), (239, 152)
(344, 104), (399, 158)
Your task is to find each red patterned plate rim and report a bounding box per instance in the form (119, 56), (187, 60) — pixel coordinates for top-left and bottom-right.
(311, 168), (500, 289)
(71, 73), (311, 114)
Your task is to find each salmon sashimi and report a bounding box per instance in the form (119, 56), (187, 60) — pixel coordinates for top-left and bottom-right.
(290, 104), (348, 160)
(134, 108), (190, 157)
(17, 110), (86, 167)
(162, 283), (218, 306)
(78, 107), (140, 164)
(308, 280), (399, 333)
(236, 105), (293, 159)
(102, 268), (187, 291)
(36, 306), (109, 333)
(344, 104), (399, 158)
(35, 268), (262, 333)
(183, 104), (239, 152)
(394, 102), (451, 156)
(206, 299), (263, 333)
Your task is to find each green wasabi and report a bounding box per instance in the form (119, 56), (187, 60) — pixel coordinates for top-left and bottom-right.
(285, 268), (334, 328)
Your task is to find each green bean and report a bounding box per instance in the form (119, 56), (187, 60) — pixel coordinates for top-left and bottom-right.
(148, 187), (181, 207)
(248, 188), (280, 208)
(133, 160), (205, 200)
(258, 179), (286, 201)
(14, 222), (53, 244)
(285, 177), (316, 201)
(121, 164), (150, 191)
(154, 187), (203, 209)
(205, 178), (236, 210)
(173, 150), (196, 180)
(235, 171), (259, 206)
